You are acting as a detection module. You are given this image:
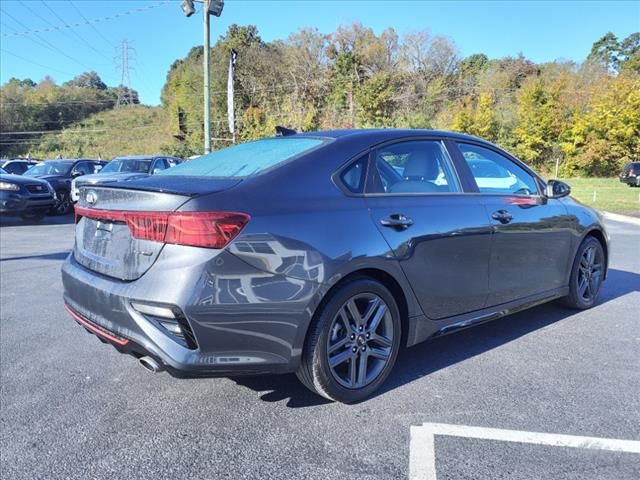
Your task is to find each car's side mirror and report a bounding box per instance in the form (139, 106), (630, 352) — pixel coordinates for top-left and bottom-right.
(71, 170), (83, 178)
(152, 168), (162, 175)
(545, 179), (571, 199)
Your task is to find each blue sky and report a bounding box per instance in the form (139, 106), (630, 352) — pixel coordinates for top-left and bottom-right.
(1, 0), (638, 105)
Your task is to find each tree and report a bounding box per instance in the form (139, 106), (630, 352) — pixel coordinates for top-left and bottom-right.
(562, 75), (640, 176)
(587, 32), (620, 72)
(587, 32), (640, 74)
(355, 72), (397, 127)
(512, 77), (568, 169)
(65, 71), (107, 90)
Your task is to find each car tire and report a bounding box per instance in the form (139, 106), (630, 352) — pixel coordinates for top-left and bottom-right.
(297, 277), (401, 403)
(563, 236), (605, 310)
(20, 211), (46, 222)
(53, 190), (72, 215)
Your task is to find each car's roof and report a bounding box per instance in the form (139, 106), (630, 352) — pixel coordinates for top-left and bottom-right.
(45, 158), (100, 162)
(295, 128), (491, 144)
(112, 155), (178, 160)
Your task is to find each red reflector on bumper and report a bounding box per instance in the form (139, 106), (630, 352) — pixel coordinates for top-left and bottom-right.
(64, 304), (129, 346)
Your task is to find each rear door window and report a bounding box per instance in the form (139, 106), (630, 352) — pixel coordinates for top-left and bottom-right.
(369, 140), (461, 194)
(158, 138), (326, 178)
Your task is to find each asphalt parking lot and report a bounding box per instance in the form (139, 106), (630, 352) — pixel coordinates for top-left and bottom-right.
(1, 215), (638, 479)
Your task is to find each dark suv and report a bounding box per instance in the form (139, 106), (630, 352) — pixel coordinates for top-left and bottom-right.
(24, 159), (107, 214)
(1, 159), (38, 175)
(0, 167), (56, 221)
(619, 162), (640, 187)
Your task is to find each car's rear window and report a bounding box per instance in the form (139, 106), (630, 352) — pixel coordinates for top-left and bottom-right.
(158, 137), (326, 178)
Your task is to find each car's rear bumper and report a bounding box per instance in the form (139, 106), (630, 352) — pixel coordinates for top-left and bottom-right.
(61, 250), (320, 376)
(0, 192), (55, 215)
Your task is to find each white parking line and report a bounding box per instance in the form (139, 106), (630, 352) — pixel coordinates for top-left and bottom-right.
(409, 422), (640, 480)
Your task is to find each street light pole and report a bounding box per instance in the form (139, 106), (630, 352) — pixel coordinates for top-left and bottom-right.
(203, 0), (211, 153)
(180, 0), (224, 155)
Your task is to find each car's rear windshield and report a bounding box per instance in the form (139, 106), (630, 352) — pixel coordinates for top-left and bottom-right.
(157, 137), (326, 178)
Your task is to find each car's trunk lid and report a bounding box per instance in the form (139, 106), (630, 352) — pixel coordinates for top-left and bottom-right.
(73, 178), (241, 281)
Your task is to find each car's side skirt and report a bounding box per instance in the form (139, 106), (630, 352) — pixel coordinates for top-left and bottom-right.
(408, 286), (570, 346)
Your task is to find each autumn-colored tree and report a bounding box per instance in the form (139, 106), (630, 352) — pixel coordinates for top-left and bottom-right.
(561, 74), (640, 176)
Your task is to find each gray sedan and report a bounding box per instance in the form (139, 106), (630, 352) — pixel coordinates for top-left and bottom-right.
(62, 129), (609, 403)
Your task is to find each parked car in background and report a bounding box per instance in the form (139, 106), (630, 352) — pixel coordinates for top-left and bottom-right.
(71, 155), (182, 202)
(619, 161), (640, 187)
(1, 159), (38, 175)
(0, 167), (56, 221)
(24, 159), (107, 215)
(63, 129), (609, 403)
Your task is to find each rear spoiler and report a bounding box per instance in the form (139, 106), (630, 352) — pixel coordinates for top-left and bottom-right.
(275, 126), (297, 137)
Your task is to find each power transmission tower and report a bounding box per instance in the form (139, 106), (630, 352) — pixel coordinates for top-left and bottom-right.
(115, 39), (135, 107)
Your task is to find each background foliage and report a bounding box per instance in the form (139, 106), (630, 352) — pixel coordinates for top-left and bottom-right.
(1, 26), (638, 176)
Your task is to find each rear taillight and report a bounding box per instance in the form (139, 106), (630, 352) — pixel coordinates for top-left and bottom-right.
(75, 207), (249, 248)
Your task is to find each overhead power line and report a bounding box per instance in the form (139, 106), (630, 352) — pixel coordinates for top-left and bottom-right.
(0, 48), (77, 77)
(39, 0), (114, 63)
(68, 0), (117, 49)
(1, 1), (171, 38)
(0, 7), (104, 74)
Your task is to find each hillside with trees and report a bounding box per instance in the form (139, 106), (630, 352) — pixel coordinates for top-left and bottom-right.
(1, 25), (638, 176)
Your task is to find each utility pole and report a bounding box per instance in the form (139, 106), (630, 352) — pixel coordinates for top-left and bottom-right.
(180, 0), (224, 154)
(203, 2), (211, 153)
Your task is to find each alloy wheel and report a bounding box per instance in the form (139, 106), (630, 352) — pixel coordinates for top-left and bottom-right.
(326, 293), (394, 389)
(577, 245), (603, 302)
(55, 192), (70, 215)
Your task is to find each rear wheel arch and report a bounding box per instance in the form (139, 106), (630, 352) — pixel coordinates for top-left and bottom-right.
(307, 268), (410, 349)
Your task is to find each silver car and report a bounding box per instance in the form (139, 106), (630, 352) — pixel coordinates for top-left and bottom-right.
(70, 155), (182, 202)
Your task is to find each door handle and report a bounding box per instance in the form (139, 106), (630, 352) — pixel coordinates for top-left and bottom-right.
(380, 213), (414, 230)
(491, 209), (513, 224)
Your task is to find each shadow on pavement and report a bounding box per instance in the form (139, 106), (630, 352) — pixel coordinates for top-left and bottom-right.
(231, 268), (639, 408)
(0, 251), (70, 262)
(0, 214), (74, 227)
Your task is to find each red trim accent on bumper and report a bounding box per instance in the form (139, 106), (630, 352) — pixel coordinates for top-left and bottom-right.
(64, 304), (129, 346)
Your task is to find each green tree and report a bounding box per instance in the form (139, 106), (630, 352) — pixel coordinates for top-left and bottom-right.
(355, 72), (397, 127)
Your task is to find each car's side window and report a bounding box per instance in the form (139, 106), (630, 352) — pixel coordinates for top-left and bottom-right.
(74, 162), (92, 175)
(457, 143), (539, 195)
(340, 155), (367, 193)
(152, 159), (169, 172)
(369, 140), (460, 194)
(5, 163), (22, 174)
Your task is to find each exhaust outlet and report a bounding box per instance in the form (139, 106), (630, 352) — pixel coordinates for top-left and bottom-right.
(139, 356), (163, 373)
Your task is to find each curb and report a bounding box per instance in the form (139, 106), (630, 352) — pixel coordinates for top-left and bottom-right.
(602, 211), (640, 227)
